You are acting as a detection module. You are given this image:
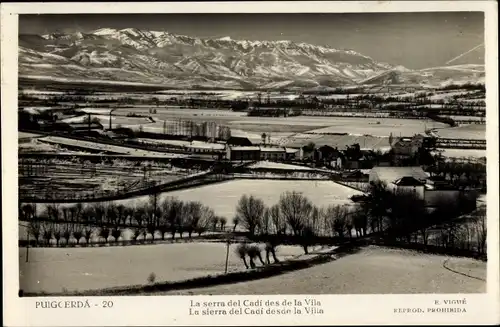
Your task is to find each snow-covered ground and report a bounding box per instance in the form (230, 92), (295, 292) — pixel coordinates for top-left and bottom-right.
(248, 161), (314, 171)
(167, 246), (486, 295)
(305, 118), (446, 137)
(436, 149), (486, 159)
(434, 124), (485, 140)
(19, 242), (326, 294)
(37, 136), (186, 158)
(114, 179), (361, 218)
(137, 138), (226, 150)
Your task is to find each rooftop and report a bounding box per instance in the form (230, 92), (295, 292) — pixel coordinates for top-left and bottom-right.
(370, 166), (429, 183)
(393, 176), (425, 186)
(260, 147), (286, 152)
(230, 146), (261, 151)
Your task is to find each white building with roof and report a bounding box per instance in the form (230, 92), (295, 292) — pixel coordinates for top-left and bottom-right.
(369, 166), (429, 199)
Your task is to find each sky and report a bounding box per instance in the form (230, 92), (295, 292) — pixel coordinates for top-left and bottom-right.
(19, 12), (484, 69)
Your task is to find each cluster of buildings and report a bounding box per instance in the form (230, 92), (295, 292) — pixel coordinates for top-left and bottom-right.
(223, 137), (300, 161)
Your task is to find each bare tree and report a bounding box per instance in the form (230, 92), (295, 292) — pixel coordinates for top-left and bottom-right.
(62, 224), (72, 246)
(210, 216), (219, 233)
(279, 191), (313, 236)
(345, 210), (354, 241)
(269, 204), (286, 235)
(387, 190), (427, 243)
(21, 204), (35, 221)
(324, 204), (349, 239)
(261, 208), (271, 235)
(310, 206), (321, 236)
(116, 204), (126, 226)
(72, 223), (84, 245)
(146, 193), (161, 242)
(185, 201), (203, 238)
(232, 216), (240, 232)
(300, 224), (316, 254)
(474, 209), (487, 255)
(133, 205), (147, 242)
(196, 206), (214, 236)
(91, 202), (106, 226)
(83, 227), (94, 245)
(53, 224), (62, 247)
(98, 227), (111, 244)
(162, 197), (183, 240)
(42, 222), (53, 246)
(352, 203), (368, 237)
(106, 204), (119, 227)
(111, 228), (122, 245)
(236, 195), (265, 235)
(219, 217), (227, 231)
(46, 203), (61, 222)
(364, 180), (391, 232)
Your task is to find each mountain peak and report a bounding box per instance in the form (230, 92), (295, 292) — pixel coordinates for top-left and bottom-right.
(93, 28), (118, 35)
(19, 27), (484, 90)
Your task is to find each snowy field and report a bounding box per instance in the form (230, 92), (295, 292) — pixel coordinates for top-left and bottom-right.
(282, 133), (391, 150)
(31, 180), (361, 219)
(304, 117), (446, 137)
(137, 138), (226, 150)
(435, 149), (486, 159)
(18, 132), (44, 139)
(19, 242), (323, 294)
(37, 136), (186, 158)
(115, 179), (362, 218)
(434, 125), (485, 140)
(167, 246), (486, 295)
(247, 161), (314, 171)
(446, 115), (486, 122)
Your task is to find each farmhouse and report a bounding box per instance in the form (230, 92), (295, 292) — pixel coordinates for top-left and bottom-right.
(369, 166), (464, 206)
(285, 148), (301, 161)
(260, 147), (287, 161)
(369, 166), (428, 197)
(226, 146), (261, 161)
(389, 134), (425, 164)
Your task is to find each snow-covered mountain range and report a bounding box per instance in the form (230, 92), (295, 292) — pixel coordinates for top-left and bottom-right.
(18, 28), (485, 90)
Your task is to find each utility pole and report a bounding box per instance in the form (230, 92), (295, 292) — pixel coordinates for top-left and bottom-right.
(224, 237), (231, 274)
(109, 109), (117, 130)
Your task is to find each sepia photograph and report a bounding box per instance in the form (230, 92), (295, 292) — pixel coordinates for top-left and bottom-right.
(16, 11), (489, 296)
(2, 1), (499, 326)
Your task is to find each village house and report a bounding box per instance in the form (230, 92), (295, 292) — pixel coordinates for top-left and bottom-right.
(225, 146), (261, 161)
(369, 166), (463, 208)
(260, 146), (287, 161)
(389, 133), (425, 165)
(285, 148), (301, 161)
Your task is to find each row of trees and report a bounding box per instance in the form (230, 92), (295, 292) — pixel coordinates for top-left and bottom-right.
(232, 182), (484, 256)
(232, 192), (367, 254)
(21, 180), (485, 257)
(20, 196), (228, 247)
